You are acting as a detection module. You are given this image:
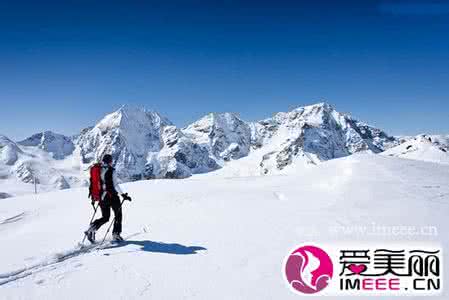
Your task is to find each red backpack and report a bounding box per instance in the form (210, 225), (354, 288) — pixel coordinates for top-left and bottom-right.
(89, 163), (103, 202)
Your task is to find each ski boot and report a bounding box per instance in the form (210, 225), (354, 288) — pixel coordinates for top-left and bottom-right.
(112, 233), (124, 242)
(84, 225), (96, 244)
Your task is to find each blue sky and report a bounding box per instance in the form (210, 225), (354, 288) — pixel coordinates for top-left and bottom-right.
(1, 0), (448, 140)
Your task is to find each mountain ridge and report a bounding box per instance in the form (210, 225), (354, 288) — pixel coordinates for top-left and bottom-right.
(1, 102), (447, 197)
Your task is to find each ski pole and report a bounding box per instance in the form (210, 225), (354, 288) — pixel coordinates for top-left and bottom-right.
(99, 196), (131, 246)
(81, 202), (99, 245)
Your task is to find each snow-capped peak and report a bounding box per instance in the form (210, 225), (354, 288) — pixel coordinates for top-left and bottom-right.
(0, 135), (22, 165)
(0, 135), (19, 148)
(292, 101), (333, 112)
(76, 105), (174, 180)
(183, 112), (252, 161)
(96, 105), (171, 134)
(249, 102), (398, 174)
(18, 131), (75, 160)
(270, 102), (345, 129)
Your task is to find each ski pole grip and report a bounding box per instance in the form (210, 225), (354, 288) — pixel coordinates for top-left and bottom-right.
(122, 193), (132, 201)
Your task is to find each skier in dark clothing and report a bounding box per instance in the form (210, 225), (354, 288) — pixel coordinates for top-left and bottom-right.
(85, 154), (131, 242)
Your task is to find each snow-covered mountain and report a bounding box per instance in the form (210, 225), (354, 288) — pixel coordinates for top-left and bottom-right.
(1, 102), (445, 197)
(0, 133), (85, 197)
(382, 134), (449, 164)
(75, 105), (172, 180)
(74, 105), (221, 180)
(183, 112), (252, 162)
(18, 131), (75, 160)
(145, 125), (219, 179)
(247, 103), (398, 174)
(0, 135), (22, 166)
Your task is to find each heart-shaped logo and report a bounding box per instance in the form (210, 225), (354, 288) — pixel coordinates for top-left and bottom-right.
(348, 263), (367, 275)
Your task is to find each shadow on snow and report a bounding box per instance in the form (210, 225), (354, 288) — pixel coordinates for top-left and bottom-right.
(103, 240), (207, 255)
(0, 237), (206, 286)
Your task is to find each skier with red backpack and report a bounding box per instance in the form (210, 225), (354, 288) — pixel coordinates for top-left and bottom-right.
(85, 154), (132, 243)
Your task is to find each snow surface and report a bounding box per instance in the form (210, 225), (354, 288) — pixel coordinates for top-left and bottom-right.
(382, 134), (449, 164)
(0, 154), (448, 299)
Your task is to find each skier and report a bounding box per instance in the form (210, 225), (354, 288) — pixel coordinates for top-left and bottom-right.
(85, 154), (131, 243)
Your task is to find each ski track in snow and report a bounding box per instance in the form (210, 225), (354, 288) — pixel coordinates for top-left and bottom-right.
(0, 212), (26, 226)
(273, 191), (288, 201)
(0, 232), (143, 287)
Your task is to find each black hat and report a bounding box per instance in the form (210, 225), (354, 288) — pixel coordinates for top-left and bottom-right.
(102, 154), (113, 164)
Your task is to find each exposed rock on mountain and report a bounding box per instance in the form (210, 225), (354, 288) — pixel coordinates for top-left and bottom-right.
(249, 103), (398, 174)
(1, 134), (79, 194)
(183, 112), (252, 162)
(382, 134), (449, 164)
(75, 105), (172, 180)
(145, 126), (219, 179)
(18, 131), (75, 159)
(76, 108), (239, 181)
(2, 102), (436, 197)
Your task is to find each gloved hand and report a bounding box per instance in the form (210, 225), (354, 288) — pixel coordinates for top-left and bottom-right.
(121, 193), (132, 201)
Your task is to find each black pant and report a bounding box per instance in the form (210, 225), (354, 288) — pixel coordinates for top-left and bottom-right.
(92, 194), (122, 234)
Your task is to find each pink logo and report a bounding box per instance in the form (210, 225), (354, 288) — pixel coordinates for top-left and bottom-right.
(348, 263), (367, 275)
(284, 245), (333, 294)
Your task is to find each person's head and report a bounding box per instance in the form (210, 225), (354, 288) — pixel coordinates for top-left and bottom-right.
(102, 154), (113, 166)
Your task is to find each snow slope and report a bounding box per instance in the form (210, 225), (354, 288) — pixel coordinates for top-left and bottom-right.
(382, 134), (449, 164)
(0, 154), (447, 299)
